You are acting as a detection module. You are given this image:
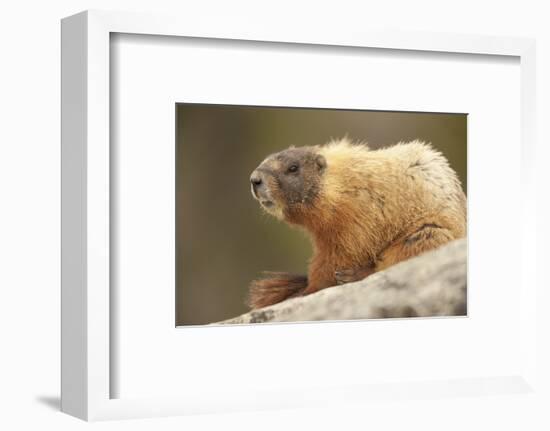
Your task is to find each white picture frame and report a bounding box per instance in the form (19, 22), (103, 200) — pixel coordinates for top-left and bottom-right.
(61, 9), (538, 421)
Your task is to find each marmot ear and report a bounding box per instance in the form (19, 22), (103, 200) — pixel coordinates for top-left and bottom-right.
(315, 154), (327, 172)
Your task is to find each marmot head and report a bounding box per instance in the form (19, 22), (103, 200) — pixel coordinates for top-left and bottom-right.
(250, 146), (327, 221)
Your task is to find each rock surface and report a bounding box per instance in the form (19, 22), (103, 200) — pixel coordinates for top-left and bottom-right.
(216, 238), (467, 324)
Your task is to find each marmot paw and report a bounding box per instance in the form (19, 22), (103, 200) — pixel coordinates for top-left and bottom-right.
(334, 269), (359, 285)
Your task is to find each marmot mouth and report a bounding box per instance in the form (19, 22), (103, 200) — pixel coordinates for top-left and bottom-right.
(260, 200), (274, 208)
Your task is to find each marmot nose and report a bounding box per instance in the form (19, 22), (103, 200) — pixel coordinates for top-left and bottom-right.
(250, 171), (262, 187)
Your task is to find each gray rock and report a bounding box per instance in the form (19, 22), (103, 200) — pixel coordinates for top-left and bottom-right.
(215, 238), (467, 324)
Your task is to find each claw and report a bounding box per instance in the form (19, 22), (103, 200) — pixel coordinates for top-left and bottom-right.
(335, 267), (372, 285)
(334, 268), (356, 285)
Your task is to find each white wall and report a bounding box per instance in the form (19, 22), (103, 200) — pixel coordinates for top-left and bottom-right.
(1, 1), (548, 430)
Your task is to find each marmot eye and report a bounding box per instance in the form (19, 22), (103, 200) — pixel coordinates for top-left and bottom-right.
(287, 164), (299, 173)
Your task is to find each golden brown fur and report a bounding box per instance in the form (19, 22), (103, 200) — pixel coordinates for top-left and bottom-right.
(248, 273), (307, 309)
(248, 138), (466, 309)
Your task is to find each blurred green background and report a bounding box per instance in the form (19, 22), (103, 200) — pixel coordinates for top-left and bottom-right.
(176, 104), (467, 325)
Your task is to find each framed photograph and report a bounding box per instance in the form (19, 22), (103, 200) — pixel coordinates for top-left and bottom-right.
(174, 104), (468, 325)
(61, 10), (538, 421)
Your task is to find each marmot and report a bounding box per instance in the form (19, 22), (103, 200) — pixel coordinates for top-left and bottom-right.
(248, 137), (466, 309)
